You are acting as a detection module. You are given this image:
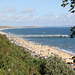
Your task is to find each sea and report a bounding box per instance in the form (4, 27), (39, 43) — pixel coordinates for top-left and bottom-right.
(2, 27), (75, 55)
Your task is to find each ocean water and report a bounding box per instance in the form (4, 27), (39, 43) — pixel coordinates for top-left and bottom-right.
(2, 27), (75, 55)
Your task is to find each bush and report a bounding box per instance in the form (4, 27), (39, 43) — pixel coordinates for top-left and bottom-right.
(44, 56), (75, 75)
(0, 34), (40, 75)
(0, 34), (75, 75)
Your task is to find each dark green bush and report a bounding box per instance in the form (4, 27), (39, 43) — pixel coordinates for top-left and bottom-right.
(0, 34), (40, 75)
(44, 56), (75, 75)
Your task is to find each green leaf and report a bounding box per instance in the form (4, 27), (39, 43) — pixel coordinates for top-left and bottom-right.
(61, 4), (64, 6)
(69, 7), (74, 11)
(61, 3), (69, 7)
(62, 0), (68, 2)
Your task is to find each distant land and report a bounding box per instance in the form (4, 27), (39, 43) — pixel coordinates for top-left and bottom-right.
(0, 26), (42, 29)
(0, 26), (13, 28)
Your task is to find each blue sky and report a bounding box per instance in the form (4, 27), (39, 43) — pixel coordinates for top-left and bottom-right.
(0, 0), (75, 27)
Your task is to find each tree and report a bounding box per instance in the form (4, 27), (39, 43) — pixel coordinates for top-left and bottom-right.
(44, 56), (75, 75)
(61, 0), (75, 13)
(61, 0), (75, 38)
(70, 26), (75, 38)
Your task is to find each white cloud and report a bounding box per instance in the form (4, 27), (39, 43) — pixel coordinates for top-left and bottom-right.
(2, 7), (16, 13)
(46, 12), (53, 17)
(0, 12), (75, 27)
(21, 8), (35, 13)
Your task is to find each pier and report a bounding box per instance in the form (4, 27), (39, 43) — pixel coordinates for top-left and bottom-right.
(19, 35), (68, 38)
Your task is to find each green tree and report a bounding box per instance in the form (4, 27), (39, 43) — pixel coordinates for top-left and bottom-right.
(70, 26), (75, 38)
(44, 56), (75, 75)
(61, 0), (75, 13)
(61, 0), (75, 38)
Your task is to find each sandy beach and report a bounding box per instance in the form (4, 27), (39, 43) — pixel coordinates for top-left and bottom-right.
(0, 28), (74, 63)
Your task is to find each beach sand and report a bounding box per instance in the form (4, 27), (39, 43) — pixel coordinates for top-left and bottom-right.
(0, 28), (74, 63)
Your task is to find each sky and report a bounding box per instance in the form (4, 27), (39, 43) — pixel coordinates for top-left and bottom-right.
(0, 0), (75, 27)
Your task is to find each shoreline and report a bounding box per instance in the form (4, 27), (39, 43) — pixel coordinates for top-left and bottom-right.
(24, 38), (75, 56)
(26, 39), (75, 56)
(0, 28), (74, 63)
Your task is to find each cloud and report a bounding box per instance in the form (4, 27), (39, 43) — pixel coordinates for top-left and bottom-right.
(46, 12), (53, 17)
(2, 7), (16, 13)
(21, 8), (35, 13)
(0, 12), (75, 27)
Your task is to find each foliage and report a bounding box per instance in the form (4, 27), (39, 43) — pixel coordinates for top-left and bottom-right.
(0, 34), (75, 75)
(0, 34), (40, 75)
(61, 0), (75, 13)
(61, 0), (75, 38)
(44, 56), (75, 75)
(70, 26), (75, 38)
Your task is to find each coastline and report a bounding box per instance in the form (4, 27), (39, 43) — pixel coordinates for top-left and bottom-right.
(0, 28), (74, 63)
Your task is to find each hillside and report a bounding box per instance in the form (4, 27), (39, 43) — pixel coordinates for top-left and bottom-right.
(0, 34), (75, 75)
(0, 34), (41, 75)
